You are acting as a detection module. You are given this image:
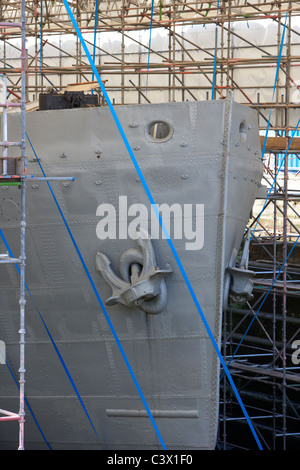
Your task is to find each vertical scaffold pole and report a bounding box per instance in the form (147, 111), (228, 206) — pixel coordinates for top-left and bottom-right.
(2, 75), (7, 176)
(18, 0), (27, 451)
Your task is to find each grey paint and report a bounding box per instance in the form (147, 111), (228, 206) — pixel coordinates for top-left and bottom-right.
(0, 99), (263, 449)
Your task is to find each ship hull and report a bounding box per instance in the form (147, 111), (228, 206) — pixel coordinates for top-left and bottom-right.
(0, 99), (263, 449)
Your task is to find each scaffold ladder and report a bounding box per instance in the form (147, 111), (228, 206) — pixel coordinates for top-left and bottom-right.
(0, 2), (75, 450)
(0, 0), (27, 450)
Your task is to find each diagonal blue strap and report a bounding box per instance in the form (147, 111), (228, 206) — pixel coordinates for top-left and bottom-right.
(62, 0), (263, 450)
(92, 0), (99, 87)
(225, 118), (300, 374)
(146, 0), (154, 96)
(250, 118), (300, 242)
(228, 8), (291, 367)
(1, 352), (52, 450)
(0, 229), (52, 449)
(25, 131), (167, 450)
(261, 9), (288, 159)
(0, 227), (100, 445)
(221, 230), (300, 380)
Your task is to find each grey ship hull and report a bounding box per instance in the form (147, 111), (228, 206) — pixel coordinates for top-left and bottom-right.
(0, 99), (263, 450)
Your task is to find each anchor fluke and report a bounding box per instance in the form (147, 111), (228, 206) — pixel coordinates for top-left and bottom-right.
(95, 230), (172, 314)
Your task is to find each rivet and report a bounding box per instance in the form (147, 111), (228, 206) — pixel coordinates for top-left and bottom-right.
(129, 122), (138, 128)
(95, 180), (102, 185)
(133, 145), (140, 150)
(60, 152), (67, 158)
(181, 174), (189, 179)
(32, 184), (39, 189)
(63, 183), (69, 187)
(180, 142), (188, 147)
(136, 177), (141, 182)
(235, 142), (240, 147)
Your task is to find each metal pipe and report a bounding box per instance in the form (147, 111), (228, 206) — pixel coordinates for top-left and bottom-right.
(0, 22), (22, 28)
(0, 258), (21, 264)
(0, 142), (22, 147)
(0, 102), (22, 108)
(25, 176), (75, 181)
(1, 75), (7, 176)
(281, 1), (292, 450)
(0, 410), (21, 422)
(18, 0), (26, 451)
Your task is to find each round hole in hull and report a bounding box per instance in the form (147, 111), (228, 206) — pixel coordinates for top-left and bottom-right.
(146, 121), (173, 142)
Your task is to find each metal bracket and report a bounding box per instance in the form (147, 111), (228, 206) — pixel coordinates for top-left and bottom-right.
(223, 228), (255, 309)
(226, 266), (255, 304)
(95, 229), (172, 314)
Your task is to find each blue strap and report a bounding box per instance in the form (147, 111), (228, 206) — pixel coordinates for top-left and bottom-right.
(0, 227), (99, 445)
(62, 0), (263, 450)
(222, 230), (300, 379)
(225, 118), (300, 374)
(146, 0), (154, 96)
(261, 9), (288, 158)
(233, 9), (293, 372)
(250, 118), (300, 242)
(25, 131), (167, 450)
(0, 228), (52, 449)
(92, 0), (99, 87)
(2, 351), (52, 450)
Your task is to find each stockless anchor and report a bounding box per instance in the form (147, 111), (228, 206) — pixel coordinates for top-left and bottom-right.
(223, 228), (255, 311)
(95, 229), (172, 314)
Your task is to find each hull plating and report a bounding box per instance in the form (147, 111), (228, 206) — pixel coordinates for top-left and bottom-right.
(0, 100), (263, 449)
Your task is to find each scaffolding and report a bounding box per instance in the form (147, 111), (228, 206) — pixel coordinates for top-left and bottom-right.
(0, 0), (299, 450)
(0, 0), (26, 451)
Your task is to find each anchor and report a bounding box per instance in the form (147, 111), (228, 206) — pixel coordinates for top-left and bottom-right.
(95, 229), (172, 314)
(223, 228), (255, 310)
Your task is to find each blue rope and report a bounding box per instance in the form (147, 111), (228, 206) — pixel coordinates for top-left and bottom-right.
(221, 230), (300, 380)
(0, 228), (52, 449)
(227, 9), (294, 374)
(224, 40), (299, 368)
(25, 131), (167, 450)
(222, 119), (300, 377)
(2, 352), (52, 450)
(250, 118), (300, 243)
(211, 0), (220, 100)
(145, 0), (154, 96)
(30, 296), (100, 442)
(261, 9), (288, 159)
(0, 226), (100, 445)
(62, 0), (263, 450)
(91, 0), (99, 88)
